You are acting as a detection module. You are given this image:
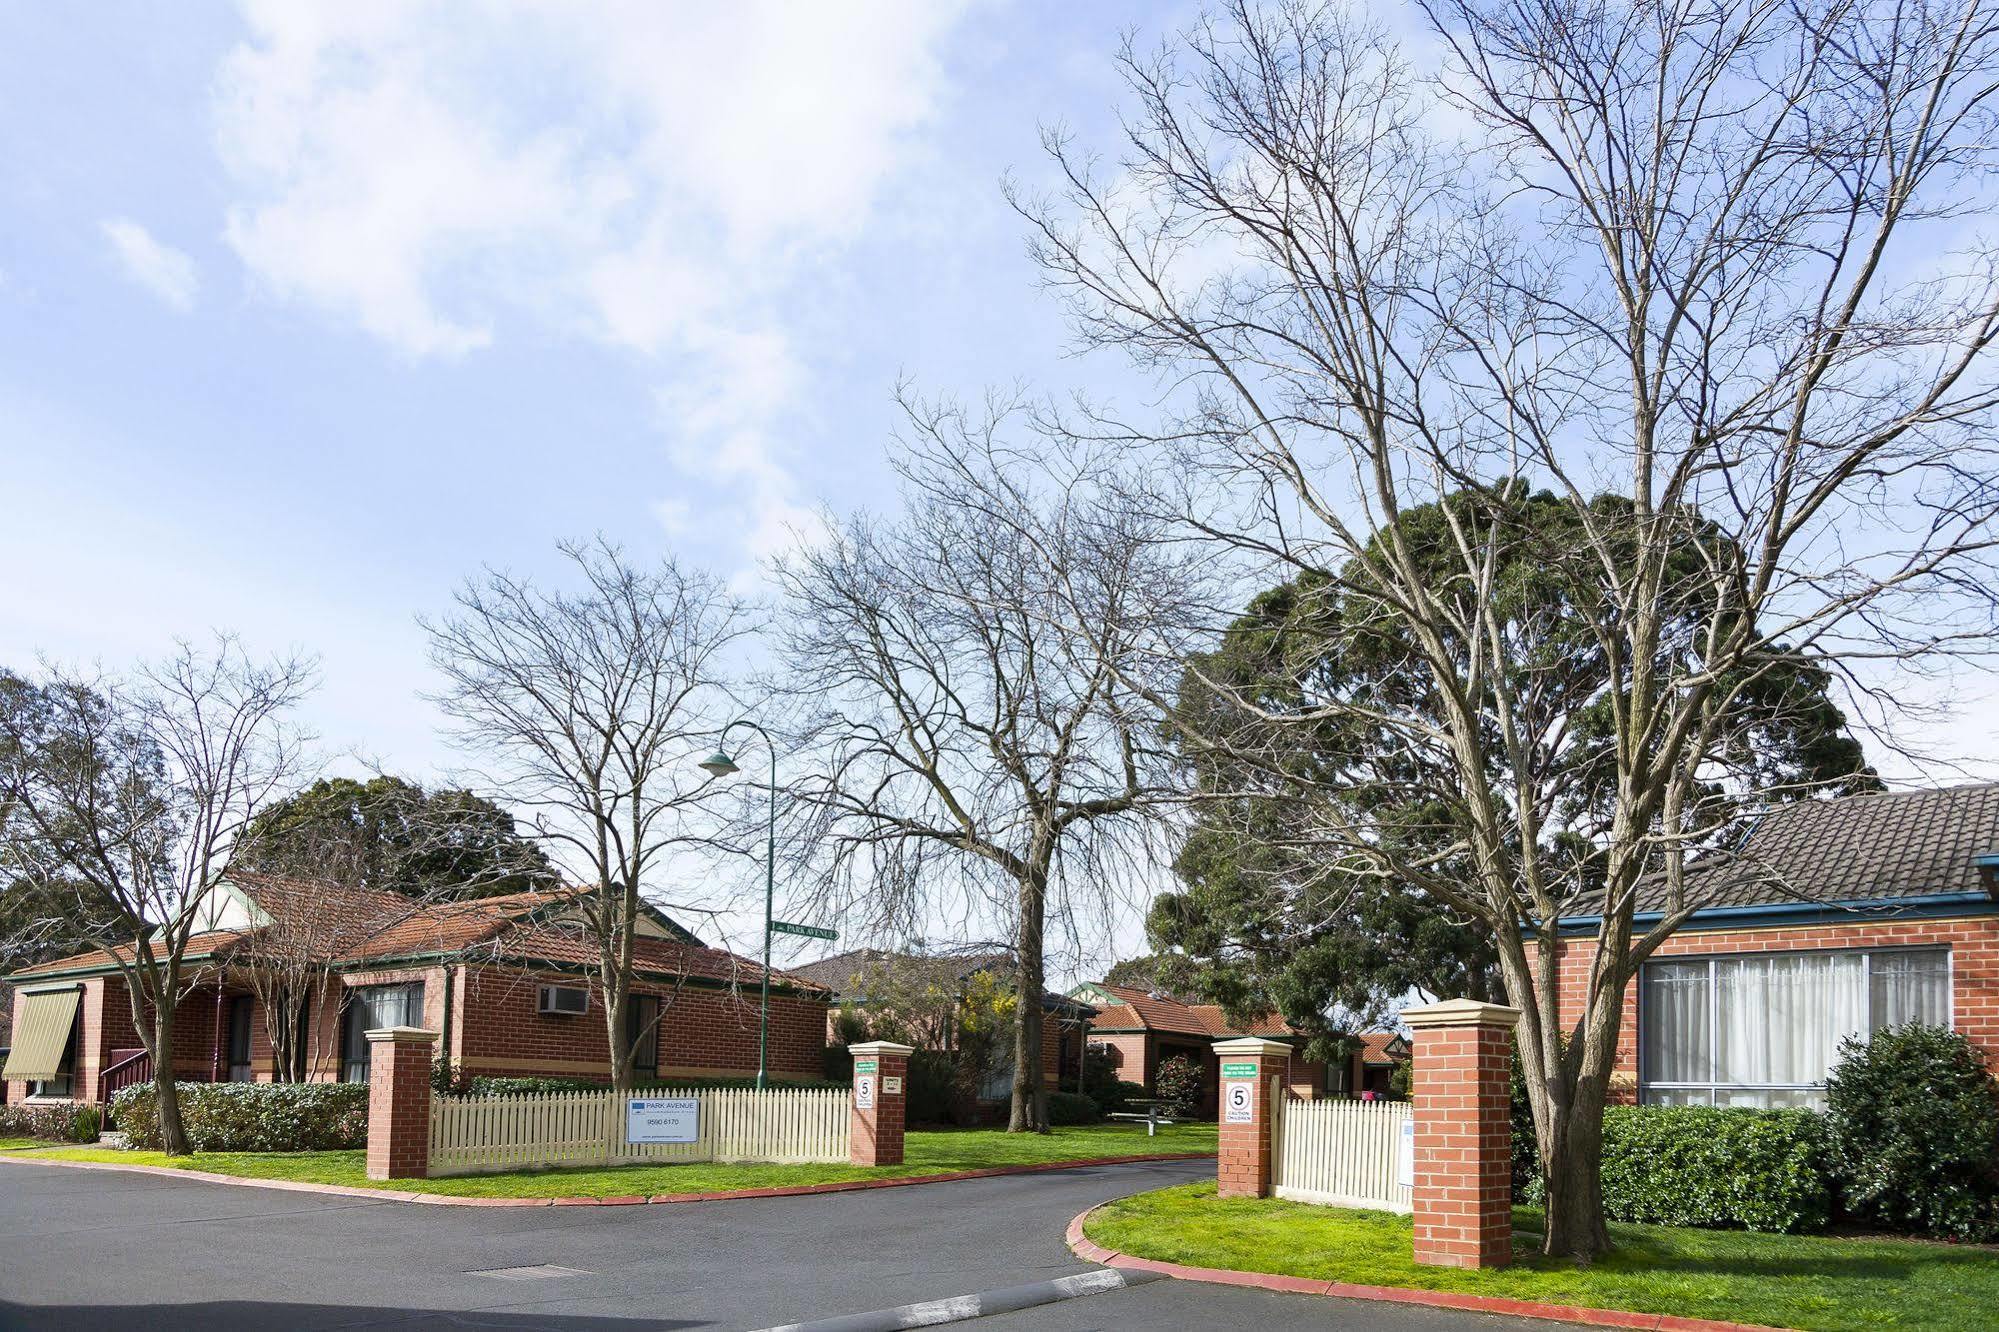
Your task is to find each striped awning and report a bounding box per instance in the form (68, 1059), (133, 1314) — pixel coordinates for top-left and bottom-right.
(2, 986), (81, 1082)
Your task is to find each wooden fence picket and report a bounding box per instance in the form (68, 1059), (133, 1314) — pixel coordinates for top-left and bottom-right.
(1271, 1097), (1412, 1213)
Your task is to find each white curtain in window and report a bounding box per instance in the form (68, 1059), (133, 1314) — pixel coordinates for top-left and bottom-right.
(1718, 953), (1865, 1086)
(1641, 961), (1710, 1085)
(1870, 950), (1949, 1029)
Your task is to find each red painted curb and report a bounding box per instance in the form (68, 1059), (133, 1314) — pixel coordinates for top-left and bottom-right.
(1064, 1204), (1789, 1332)
(0, 1146), (1210, 1208)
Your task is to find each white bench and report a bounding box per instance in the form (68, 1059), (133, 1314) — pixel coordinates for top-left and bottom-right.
(1107, 1101), (1179, 1136)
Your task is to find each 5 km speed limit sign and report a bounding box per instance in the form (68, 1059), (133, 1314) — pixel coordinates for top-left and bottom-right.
(1224, 1080), (1254, 1124)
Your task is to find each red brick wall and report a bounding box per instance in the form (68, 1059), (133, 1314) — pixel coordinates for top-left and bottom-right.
(1410, 1019), (1514, 1268)
(1540, 913), (1999, 1103)
(451, 966), (828, 1082)
(1089, 1031), (1151, 1088)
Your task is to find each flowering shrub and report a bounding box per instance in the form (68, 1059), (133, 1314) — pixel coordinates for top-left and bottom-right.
(0, 1101), (100, 1143)
(112, 1082), (368, 1152)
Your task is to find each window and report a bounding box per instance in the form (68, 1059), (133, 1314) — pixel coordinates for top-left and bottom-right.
(1641, 948), (1950, 1109)
(625, 994), (660, 1080)
(226, 995), (255, 1082)
(340, 982), (425, 1084)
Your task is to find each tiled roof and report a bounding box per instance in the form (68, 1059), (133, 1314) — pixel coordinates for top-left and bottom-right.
(786, 947), (1092, 1013)
(9, 929), (250, 979)
(1357, 1031), (1409, 1065)
(1084, 983), (1291, 1039)
(1636, 781), (1999, 915)
(4, 877), (802, 992)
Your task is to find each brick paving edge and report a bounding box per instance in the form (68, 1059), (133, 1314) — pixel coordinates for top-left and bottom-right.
(1063, 1203), (1791, 1332)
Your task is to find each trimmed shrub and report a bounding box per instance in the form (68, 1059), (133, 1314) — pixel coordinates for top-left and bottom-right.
(113, 1083), (368, 1153)
(460, 1074), (845, 1097)
(1046, 1090), (1101, 1126)
(905, 1048), (972, 1126)
(1078, 1047), (1124, 1115)
(1112, 1079), (1150, 1111)
(1154, 1054), (1205, 1119)
(0, 1101), (101, 1143)
(1595, 1105), (1833, 1233)
(1825, 1023), (1999, 1241)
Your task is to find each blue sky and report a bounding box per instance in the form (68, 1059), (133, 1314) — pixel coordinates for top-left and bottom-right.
(0, 1), (1169, 789)
(3, 2), (1993, 971)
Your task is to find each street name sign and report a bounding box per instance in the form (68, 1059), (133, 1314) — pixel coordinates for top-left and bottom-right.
(772, 920), (837, 941)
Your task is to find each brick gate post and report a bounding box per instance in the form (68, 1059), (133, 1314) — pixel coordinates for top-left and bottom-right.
(1401, 999), (1521, 1269)
(364, 1026), (438, 1181)
(1211, 1036), (1291, 1199)
(847, 1040), (913, 1166)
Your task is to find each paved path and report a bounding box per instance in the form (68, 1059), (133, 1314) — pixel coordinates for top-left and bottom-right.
(0, 1159), (1539, 1330)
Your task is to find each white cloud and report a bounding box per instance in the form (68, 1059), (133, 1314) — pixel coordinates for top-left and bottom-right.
(100, 218), (199, 310)
(212, 0), (970, 554)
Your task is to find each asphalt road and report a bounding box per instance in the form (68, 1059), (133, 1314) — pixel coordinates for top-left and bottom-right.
(0, 1158), (1539, 1330)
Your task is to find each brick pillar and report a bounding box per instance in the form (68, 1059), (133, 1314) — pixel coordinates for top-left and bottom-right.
(848, 1040), (912, 1167)
(1212, 1037), (1291, 1199)
(1402, 999), (1520, 1269)
(365, 1026), (438, 1181)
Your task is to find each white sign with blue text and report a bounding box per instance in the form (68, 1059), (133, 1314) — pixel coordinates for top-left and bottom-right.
(626, 1096), (700, 1145)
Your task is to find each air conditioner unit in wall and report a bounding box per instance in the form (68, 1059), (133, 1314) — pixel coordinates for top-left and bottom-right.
(537, 984), (588, 1016)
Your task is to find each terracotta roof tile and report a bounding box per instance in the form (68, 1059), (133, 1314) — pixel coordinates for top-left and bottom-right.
(1085, 983), (1292, 1039)
(8, 929), (249, 979)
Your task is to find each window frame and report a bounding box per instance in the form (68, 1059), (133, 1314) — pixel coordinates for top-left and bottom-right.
(226, 994), (256, 1083)
(340, 981), (426, 1085)
(1638, 943), (1953, 1108)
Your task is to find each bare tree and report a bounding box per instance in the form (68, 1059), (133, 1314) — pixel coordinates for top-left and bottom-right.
(1017, 0), (1999, 1256)
(772, 397), (1192, 1131)
(422, 538), (752, 1090)
(0, 640), (315, 1154)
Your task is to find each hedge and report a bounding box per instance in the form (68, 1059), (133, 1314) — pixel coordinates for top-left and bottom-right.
(0, 1101), (101, 1143)
(1046, 1090), (1101, 1126)
(112, 1083), (368, 1152)
(457, 1074), (846, 1098)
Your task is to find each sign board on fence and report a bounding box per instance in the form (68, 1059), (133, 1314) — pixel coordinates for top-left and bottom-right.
(1220, 1061), (1257, 1079)
(1396, 1115), (1415, 1188)
(883, 1076), (903, 1095)
(627, 1096), (699, 1145)
(1224, 1080), (1254, 1123)
(855, 1076), (875, 1110)
(853, 1057), (877, 1075)
(772, 920), (838, 941)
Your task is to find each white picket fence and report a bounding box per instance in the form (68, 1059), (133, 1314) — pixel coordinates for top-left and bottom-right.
(1273, 1097), (1413, 1212)
(428, 1086), (849, 1177)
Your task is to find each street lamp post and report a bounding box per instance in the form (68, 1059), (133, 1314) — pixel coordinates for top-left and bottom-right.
(699, 720), (778, 1090)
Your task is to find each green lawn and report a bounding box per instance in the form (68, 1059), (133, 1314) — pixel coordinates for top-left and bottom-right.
(1084, 1183), (1999, 1332)
(16, 1121), (1214, 1200)
(0, 1138), (43, 1151)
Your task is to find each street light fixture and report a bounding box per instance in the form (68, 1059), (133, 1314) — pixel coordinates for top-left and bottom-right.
(698, 720), (776, 1089)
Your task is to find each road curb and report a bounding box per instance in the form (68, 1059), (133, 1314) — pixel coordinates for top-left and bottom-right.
(0, 1147), (1210, 1207)
(1064, 1204), (1787, 1332)
(756, 1267), (1163, 1332)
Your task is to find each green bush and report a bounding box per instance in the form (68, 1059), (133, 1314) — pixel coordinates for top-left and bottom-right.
(113, 1083), (369, 1153)
(1593, 1105), (1834, 1233)
(1509, 1048), (1539, 1201)
(1826, 1023), (1999, 1241)
(1111, 1079), (1150, 1111)
(1077, 1047), (1124, 1115)
(1047, 1090), (1101, 1125)
(459, 1074), (845, 1097)
(905, 1048), (974, 1126)
(1154, 1054), (1205, 1119)
(0, 1100), (101, 1143)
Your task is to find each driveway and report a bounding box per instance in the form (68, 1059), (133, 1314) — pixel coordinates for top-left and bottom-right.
(0, 1158), (1540, 1330)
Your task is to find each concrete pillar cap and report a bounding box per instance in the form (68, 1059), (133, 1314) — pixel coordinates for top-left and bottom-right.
(1211, 1036), (1294, 1057)
(846, 1040), (914, 1057)
(363, 1025), (441, 1044)
(1400, 998), (1521, 1029)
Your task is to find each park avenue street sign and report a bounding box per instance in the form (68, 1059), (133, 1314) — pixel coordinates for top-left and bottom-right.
(772, 920), (837, 941)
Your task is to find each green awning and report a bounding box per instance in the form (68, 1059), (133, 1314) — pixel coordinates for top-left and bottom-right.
(3, 987), (81, 1082)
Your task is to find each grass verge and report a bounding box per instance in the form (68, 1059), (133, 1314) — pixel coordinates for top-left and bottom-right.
(1082, 1182), (1999, 1332)
(0, 1137), (44, 1151)
(15, 1121), (1215, 1199)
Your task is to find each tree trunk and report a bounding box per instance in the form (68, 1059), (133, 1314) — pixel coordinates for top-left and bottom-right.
(605, 974), (632, 1092)
(1539, 1102), (1611, 1261)
(150, 1005), (191, 1156)
(1007, 865), (1050, 1133)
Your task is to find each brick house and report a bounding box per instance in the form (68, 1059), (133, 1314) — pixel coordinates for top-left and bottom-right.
(1069, 981), (1346, 1115)
(1546, 782), (1999, 1108)
(788, 948), (1095, 1099)
(1, 872), (830, 1108)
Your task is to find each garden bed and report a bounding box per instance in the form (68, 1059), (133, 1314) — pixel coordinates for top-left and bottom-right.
(15, 1121), (1215, 1200)
(1080, 1183), (1999, 1332)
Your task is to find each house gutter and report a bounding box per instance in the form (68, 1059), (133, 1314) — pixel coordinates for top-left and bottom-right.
(1548, 890), (1997, 936)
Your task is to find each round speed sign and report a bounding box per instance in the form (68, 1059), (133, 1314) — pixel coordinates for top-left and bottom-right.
(1224, 1080), (1253, 1122)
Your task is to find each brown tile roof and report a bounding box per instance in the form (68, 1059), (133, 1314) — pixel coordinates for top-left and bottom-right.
(787, 948), (1091, 1013)
(1357, 1031), (1409, 1065)
(485, 926), (826, 992)
(9, 929), (250, 979)
(1637, 781), (1999, 915)
(1084, 983), (1291, 1039)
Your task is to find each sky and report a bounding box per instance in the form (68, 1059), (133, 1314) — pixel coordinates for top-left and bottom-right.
(2, 1), (1994, 980)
